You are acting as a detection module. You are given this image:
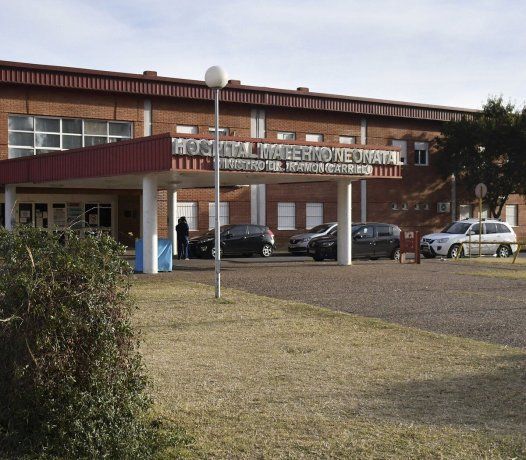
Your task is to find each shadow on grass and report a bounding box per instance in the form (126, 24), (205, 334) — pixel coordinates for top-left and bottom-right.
(371, 354), (526, 432)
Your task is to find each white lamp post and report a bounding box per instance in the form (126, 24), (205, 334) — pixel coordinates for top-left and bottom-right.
(205, 65), (229, 299)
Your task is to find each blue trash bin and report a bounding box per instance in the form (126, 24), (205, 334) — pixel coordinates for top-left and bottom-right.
(135, 239), (173, 272)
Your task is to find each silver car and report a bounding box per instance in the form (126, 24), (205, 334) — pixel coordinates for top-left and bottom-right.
(288, 223), (337, 254)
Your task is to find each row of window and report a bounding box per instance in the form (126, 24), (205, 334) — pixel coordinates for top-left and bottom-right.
(460, 204), (518, 227)
(175, 202), (324, 231)
(391, 203), (431, 211)
(8, 115), (133, 158)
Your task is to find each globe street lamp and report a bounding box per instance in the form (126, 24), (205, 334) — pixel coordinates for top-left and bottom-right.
(205, 66), (228, 299)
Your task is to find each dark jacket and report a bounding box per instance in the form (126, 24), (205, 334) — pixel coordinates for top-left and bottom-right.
(176, 221), (189, 238)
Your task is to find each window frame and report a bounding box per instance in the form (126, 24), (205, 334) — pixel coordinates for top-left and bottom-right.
(305, 133), (324, 143)
(208, 202), (230, 229)
(339, 135), (356, 145)
(391, 139), (408, 164)
(277, 202), (296, 230)
(277, 131), (296, 141)
(177, 201), (198, 231)
(8, 114), (133, 158)
(305, 202), (323, 229)
(414, 141), (429, 166)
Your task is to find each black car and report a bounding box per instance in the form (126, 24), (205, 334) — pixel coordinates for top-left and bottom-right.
(189, 224), (275, 258)
(309, 223), (401, 261)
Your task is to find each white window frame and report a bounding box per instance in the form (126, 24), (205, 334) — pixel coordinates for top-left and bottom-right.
(176, 125), (198, 134)
(208, 127), (229, 136)
(414, 141), (429, 166)
(177, 202), (198, 231)
(208, 202), (229, 229)
(8, 114), (133, 158)
(505, 204), (518, 227)
(459, 204), (472, 220)
(277, 202), (296, 230)
(306, 133), (324, 143)
(305, 203), (323, 229)
(391, 139), (408, 164)
(339, 135), (356, 145)
(277, 131), (296, 141)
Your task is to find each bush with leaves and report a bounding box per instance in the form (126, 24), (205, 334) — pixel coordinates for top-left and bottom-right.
(0, 228), (183, 459)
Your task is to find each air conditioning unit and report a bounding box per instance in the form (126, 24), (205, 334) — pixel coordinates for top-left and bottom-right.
(437, 202), (451, 213)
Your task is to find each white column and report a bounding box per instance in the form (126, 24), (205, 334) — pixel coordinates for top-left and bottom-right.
(142, 175), (158, 274)
(337, 180), (353, 266)
(250, 108), (266, 225)
(143, 99), (152, 136)
(167, 187), (178, 256)
(4, 185), (16, 231)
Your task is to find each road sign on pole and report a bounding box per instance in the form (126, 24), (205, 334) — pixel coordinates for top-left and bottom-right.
(475, 183), (487, 257)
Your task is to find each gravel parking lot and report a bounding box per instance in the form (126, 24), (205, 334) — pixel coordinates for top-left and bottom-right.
(160, 256), (526, 348)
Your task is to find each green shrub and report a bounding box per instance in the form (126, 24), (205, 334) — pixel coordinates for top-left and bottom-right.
(0, 228), (180, 459)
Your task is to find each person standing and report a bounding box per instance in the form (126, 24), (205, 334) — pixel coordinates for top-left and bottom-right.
(176, 216), (190, 260)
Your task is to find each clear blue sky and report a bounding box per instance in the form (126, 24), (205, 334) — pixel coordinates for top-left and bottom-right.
(0, 0), (524, 109)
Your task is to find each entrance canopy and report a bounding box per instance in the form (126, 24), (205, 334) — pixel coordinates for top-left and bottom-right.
(0, 133), (402, 190)
(0, 133), (402, 273)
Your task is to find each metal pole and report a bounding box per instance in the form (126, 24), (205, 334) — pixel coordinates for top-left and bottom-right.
(214, 88), (221, 298)
(478, 196), (482, 257)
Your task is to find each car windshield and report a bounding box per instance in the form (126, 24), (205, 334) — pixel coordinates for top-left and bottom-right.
(310, 224), (333, 233)
(441, 222), (472, 234)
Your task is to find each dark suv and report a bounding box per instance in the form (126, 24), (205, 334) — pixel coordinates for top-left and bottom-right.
(309, 223), (401, 261)
(189, 224), (275, 258)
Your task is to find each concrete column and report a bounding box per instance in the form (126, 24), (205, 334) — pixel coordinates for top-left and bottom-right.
(4, 185), (16, 231)
(167, 187), (178, 256)
(337, 180), (353, 266)
(142, 175), (158, 274)
(250, 108), (266, 225)
(360, 180), (367, 223)
(143, 99), (152, 136)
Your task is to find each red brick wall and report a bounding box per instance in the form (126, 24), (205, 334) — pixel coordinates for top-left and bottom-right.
(2, 85), (525, 241)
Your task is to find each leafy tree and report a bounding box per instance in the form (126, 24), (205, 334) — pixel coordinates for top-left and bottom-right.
(436, 97), (526, 218)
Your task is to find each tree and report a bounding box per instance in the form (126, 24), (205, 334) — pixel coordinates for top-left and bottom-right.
(436, 97), (526, 218)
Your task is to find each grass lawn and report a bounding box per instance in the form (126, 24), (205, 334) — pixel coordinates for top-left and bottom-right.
(133, 277), (526, 459)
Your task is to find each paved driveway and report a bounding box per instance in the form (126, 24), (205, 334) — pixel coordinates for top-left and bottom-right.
(158, 256), (526, 348)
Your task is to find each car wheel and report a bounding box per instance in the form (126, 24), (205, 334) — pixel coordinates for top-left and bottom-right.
(391, 248), (401, 262)
(496, 244), (512, 258)
(261, 244), (273, 257)
(210, 247), (223, 258)
(448, 244), (463, 259)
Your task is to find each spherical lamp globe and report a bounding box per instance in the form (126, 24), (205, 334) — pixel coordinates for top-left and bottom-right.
(205, 66), (229, 89)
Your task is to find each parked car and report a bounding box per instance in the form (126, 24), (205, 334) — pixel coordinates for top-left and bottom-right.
(309, 223), (401, 261)
(420, 219), (517, 258)
(189, 224), (275, 258)
(288, 222), (337, 254)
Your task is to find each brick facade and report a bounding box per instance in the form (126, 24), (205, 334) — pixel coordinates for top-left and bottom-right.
(1, 70), (525, 243)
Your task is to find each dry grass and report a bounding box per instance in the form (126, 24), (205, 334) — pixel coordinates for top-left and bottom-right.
(133, 277), (526, 459)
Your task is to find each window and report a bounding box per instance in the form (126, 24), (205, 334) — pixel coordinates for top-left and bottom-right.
(354, 225), (374, 238)
(391, 140), (407, 164)
(277, 202), (296, 230)
(497, 223), (512, 233)
(480, 204), (489, 219)
(8, 115), (133, 158)
(306, 133), (324, 142)
(176, 125), (198, 134)
(208, 202), (229, 229)
(177, 202), (198, 230)
(376, 225), (392, 237)
(401, 203), (408, 210)
(339, 136), (356, 144)
(459, 204), (472, 220)
(306, 203), (323, 229)
(208, 127), (229, 136)
(226, 225), (246, 237)
(484, 222), (498, 234)
(414, 203), (421, 211)
(506, 204), (518, 227)
(414, 141), (429, 166)
(84, 203), (112, 228)
(391, 203), (399, 211)
(277, 131), (296, 141)
(247, 225), (264, 235)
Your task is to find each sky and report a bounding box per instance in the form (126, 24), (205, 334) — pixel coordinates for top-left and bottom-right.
(0, 0), (524, 109)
